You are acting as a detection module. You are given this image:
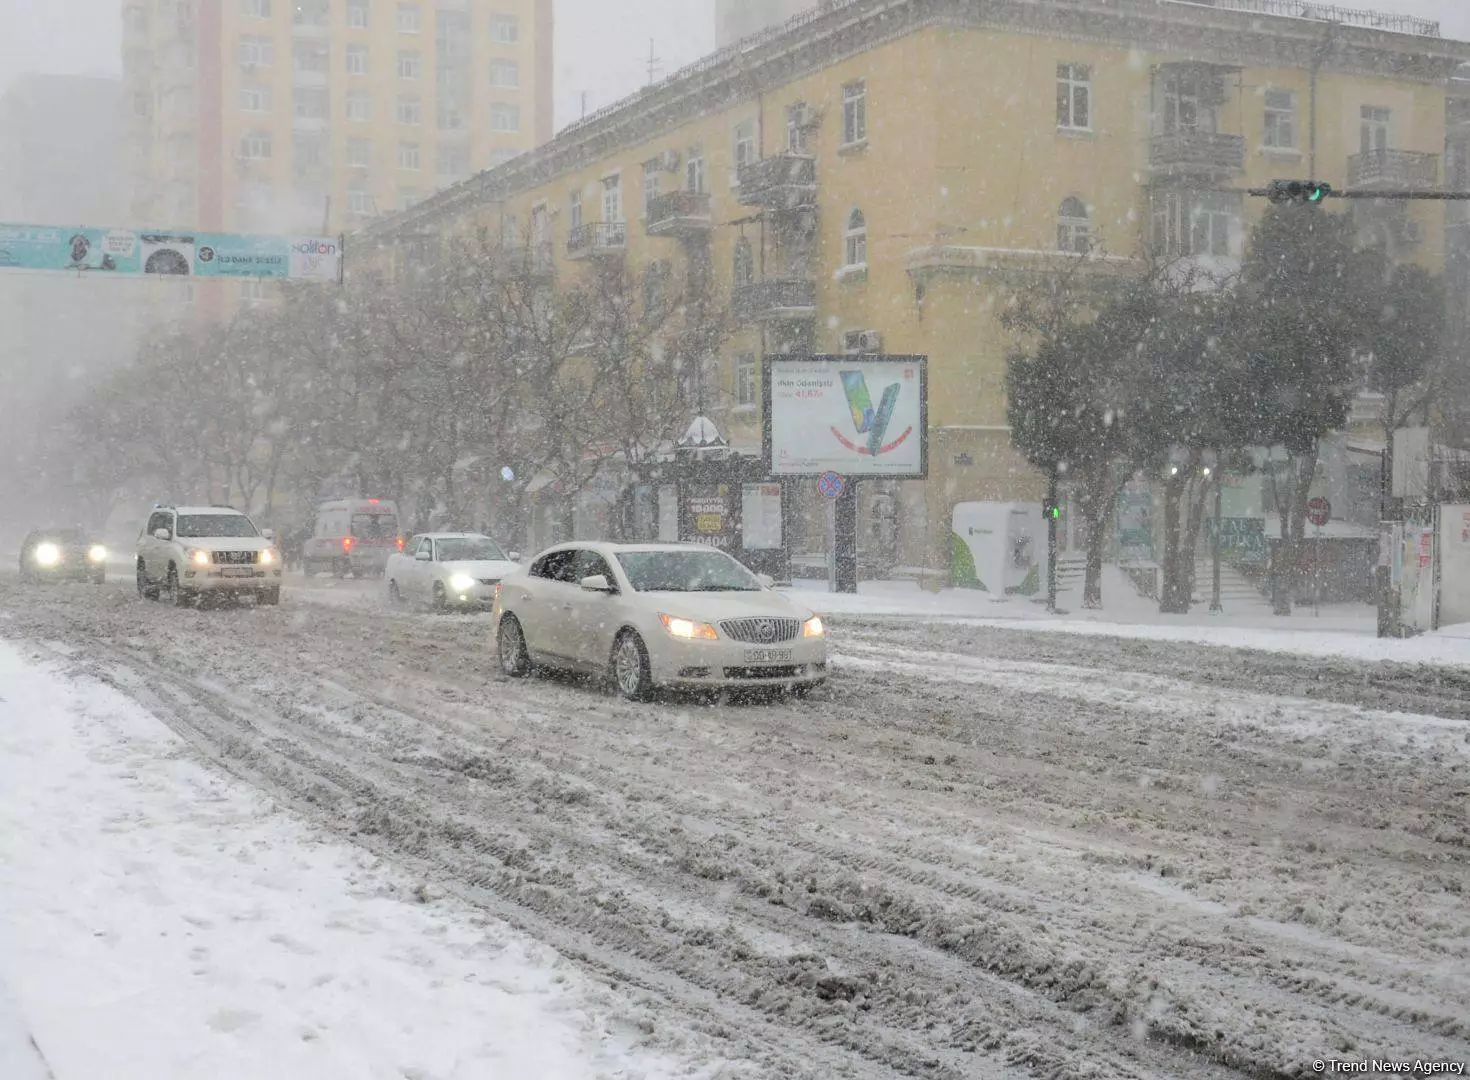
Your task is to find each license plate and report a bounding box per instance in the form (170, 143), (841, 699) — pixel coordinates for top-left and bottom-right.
(220, 567), (254, 578)
(743, 648), (793, 664)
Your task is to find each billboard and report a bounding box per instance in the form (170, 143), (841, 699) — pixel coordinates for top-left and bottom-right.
(764, 354), (927, 478)
(0, 223), (341, 282)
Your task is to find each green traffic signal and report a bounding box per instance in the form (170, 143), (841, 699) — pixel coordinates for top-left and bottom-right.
(1266, 179), (1332, 205)
(1306, 181), (1332, 203)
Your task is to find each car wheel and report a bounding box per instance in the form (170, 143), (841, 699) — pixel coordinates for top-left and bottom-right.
(431, 582), (447, 612)
(610, 630), (653, 702)
(136, 562), (159, 600)
(259, 588), (281, 607)
(162, 565), (191, 608)
(497, 615), (534, 678)
(388, 579), (404, 606)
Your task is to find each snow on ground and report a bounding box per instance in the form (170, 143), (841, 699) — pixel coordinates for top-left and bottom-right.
(0, 639), (709, 1080)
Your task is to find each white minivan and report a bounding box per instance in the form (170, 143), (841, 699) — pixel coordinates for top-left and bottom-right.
(303, 498), (402, 577)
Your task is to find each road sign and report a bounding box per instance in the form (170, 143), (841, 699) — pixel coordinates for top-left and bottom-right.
(818, 471), (847, 500)
(1307, 497), (1331, 527)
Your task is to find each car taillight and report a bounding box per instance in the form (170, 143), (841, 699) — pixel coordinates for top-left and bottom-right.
(396, 536), (405, 552)
(343, 536), (354, 552)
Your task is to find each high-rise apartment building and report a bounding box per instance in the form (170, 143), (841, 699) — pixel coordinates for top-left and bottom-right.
(715, 0), (813, 47)
(121, 0), (552, 242)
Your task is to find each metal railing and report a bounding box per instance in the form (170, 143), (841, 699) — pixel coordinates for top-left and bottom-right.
(732, 278), (816, 322)
(566, 222), (627, 257)
(1348, 148), (1440, 188)
(646, 190), (712, 229)
(1149, 131), (1246, 172)
(1167, 0), (1439, 37)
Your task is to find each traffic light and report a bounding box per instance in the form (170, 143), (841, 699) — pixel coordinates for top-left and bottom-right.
(1265, 180), (1333, 205)
(1044, 501), (1062, 521)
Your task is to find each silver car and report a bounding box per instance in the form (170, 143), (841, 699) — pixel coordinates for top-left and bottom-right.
(493, 542), (828, 700)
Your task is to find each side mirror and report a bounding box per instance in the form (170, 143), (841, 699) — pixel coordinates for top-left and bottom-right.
(153, 528), (170, 541)
(414, 550), (432, 562)
(261, 528), (274, 540)
(509, 551), (521, 563)
(756, 573), (775, 589)
(580, 574), (614, 593)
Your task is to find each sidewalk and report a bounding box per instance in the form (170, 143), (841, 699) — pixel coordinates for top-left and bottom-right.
(0, 979), (52, 1080)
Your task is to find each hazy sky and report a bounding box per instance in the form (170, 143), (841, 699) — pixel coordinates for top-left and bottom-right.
(0, 0), (1467, 129)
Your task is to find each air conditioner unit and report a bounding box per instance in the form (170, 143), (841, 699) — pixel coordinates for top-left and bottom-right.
(661, 148), (680, 172)
(857, 330), (883, 353)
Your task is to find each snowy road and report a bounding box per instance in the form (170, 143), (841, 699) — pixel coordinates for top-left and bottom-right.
(1, 575), (1467, 1079)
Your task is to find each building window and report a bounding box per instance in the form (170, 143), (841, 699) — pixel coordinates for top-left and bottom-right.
(490, 103), (520, 132)
(240, 0), (269, 18)
(844, 209), (867, 267)
(348, 187), (372, 215)
(396, 3), (420, 32)
(239, 130), (272, 160)
(346, 44), (369, 75)
(1361, 105), (1391, 154)
(686, 144), (706, 193)
(239, 85), (270, 112)
(237, 36), (274, 68)
(293, 0), (328, 26)
(1159, 69), (1211, 135)
(346, 91), (372, 122)
(437, 100), (465, 131)
(347, 0), (368, 28)
(397, 95), (422, 124)
(293, 88), (329, 121)
(732, 119), (755, 183)
(643, 160), (661, 216)
(1057, 196), (1092, 252)
(1151, 190), (1239, 259)
(1057, 63), (1091, 131)
(842, 81), (867, 146)
(787, 101), (809, 153)
(569, 190), (582, 230)
(735, 353), (757, 407)
(292, 41), (329, 73)
(1263, 89), (1296, 150)
(397, 50), (421, 79)
(602, 174), (622, 223)
(293, 133), (325, 169)
(489, 58), (519, 88)
(491, 14), (519, 43)
(346, 138), (372, 167)
(733, 237), (754, 286)
(437, 143), (469, 180)
(397, 141), (420, 170)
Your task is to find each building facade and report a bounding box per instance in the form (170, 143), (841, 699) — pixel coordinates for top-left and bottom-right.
(121, 0), (552, 317)
(360, 0), (1470, 569)
(715, 0), (814, 47)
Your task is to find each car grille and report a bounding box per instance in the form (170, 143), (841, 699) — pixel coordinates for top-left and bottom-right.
(213, 550), (256, 565)
(478, 578), (501, 586)
(719, 617), (801, 644)
(723, 665), (802, 680)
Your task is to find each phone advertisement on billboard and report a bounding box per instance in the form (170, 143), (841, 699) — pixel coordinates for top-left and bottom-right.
(764, 355), (927, 478)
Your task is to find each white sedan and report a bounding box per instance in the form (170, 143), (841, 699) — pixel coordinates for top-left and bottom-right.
(493, 542), (828, 700)
(385, 533), (522, 611)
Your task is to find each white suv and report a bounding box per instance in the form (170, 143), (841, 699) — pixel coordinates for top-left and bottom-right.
(136, 504), (283, 607)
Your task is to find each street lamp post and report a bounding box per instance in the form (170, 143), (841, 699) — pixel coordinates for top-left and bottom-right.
(1203, 449), (1223, 614)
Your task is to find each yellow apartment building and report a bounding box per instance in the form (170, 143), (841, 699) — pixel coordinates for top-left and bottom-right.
(358, 0), (1470, 569)
(121, 0), (551, 321)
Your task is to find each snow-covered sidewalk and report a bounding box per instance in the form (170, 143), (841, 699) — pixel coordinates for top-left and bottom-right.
(0, 640), (699, 1080)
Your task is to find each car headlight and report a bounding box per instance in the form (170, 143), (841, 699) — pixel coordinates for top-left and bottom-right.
(33, 542), (60, 567)
(258, 548), (276, 566)
(803, 616), (826, 638)
(189, 549), (211, 567)
(88, 545), (108, 563)
(449, 573), (477, 593)
(659, 613), (719, 640)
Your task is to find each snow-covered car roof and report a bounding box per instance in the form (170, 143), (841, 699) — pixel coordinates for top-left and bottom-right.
(172, 506), (248, 517)
(413, 532), (494, 541)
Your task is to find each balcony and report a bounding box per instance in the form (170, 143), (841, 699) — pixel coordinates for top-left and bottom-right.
(1149, 131), (1245, 176)
(1348, 149), (1439, 190)
(646, 191), (712, 238)
(292, 115), (329, 133)
(500, 242), (556, 280)
(566, 222), (627, 260)
(736, 153), (816, 211)
(293, 68), (329, 88)
(732, 278), (816, 323)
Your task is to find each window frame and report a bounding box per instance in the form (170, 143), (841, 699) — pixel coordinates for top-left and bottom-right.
(1056, 196), (1092, 253)
(397, 49), (421, 80)
(1360, 105), (1391, 155)
(489, 57), (519, 88)
(735, 352), (757, 408)
(732, 119), (756, 186)
(569, 189), (582, 230)
(239, 130), (272, 160)
(238, 85), (270, 112)
(397, 141), (420, 171)
(396, 2), (420, 33)
(240, 0), (270, 18)
(489, 102), (520, 133)
(346, 43), (369, 76)
(686, 144), (706, 194)
(237, 35), (274, 68)
(1056, 63), (1092, 132)
(601, 172), (622, 223)
(346, 91), (372, 123)
(347, 0), (369, 29)
(397, 94), (422, 125)
(490, 13), (519, 44)
(1262, 88), (1296, 150)
(842, 80), (868, 146)
(844, 208), (868, 268)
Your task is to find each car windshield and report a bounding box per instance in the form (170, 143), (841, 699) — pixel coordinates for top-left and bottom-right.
(176, 514), (259, 538)
(436, 537), (506, 562)
(615, 550), (762, 593)
(351, 513), (399, 539)
(37, 528), (89, 545)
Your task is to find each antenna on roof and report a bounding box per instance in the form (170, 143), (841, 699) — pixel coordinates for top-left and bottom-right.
(646, 39), (661, 86)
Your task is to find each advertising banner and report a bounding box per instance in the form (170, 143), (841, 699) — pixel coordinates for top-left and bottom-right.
(764, 355), (927, 478)
(684, 484), (739, 552)
(741, 483), (783, 550)
(0, 222), (341, 282)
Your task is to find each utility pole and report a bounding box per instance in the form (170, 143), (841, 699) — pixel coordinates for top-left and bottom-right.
(1045, 468), (1060, 613)
(645, 40), (661, 87)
